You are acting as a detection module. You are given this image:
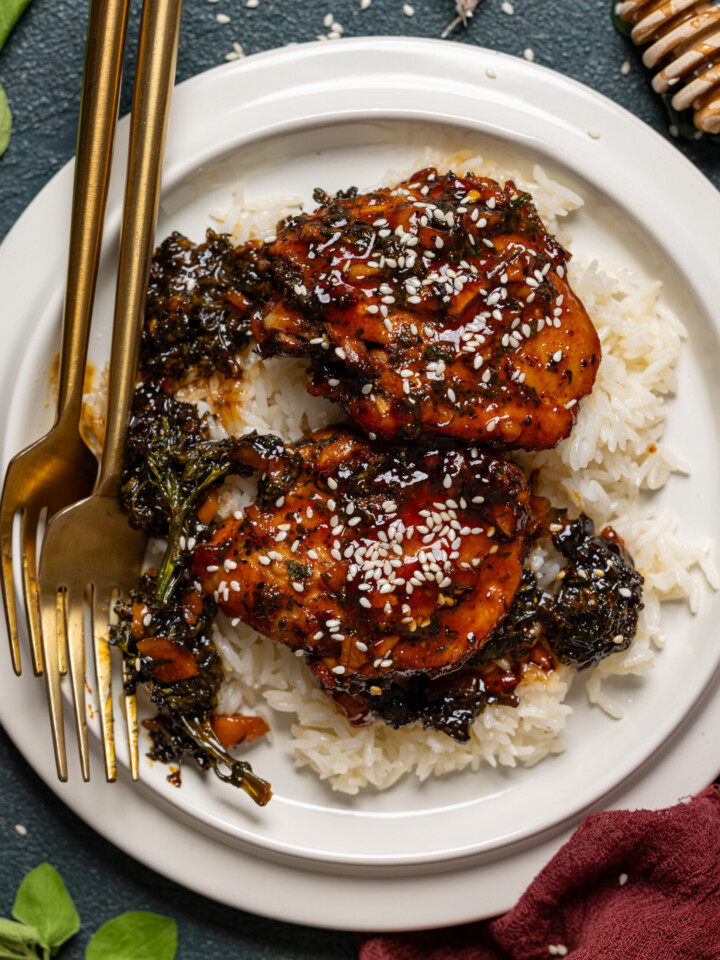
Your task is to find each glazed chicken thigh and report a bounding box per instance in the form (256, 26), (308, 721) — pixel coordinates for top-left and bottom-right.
(192, 426), (532, 693)
(253, 168), (601, 449)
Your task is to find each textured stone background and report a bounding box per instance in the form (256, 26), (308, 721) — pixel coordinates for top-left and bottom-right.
(0, 1), (718, 957)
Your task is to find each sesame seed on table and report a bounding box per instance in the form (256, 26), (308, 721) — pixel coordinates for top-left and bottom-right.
(0, 1), (717, 958)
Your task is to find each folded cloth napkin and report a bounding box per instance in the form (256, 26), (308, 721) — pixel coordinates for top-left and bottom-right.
(358, 785), (720, 960)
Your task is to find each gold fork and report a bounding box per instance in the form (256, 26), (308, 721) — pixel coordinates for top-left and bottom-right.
(0, 0), (131, 679)
(38, 0), (184, 782)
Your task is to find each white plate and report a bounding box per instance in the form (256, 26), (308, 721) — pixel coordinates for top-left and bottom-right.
(1, 38), (719, 927)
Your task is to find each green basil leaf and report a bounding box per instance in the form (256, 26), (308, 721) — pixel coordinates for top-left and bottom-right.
(0, 916), (42, 947)
(0, 0), (33, 51)
(0, 918), (42, 959)
(86, 913), (176, 960)
(12, 864), (80, 951)
(0, 82), (10, 158)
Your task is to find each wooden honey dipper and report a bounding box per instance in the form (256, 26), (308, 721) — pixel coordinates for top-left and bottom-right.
(616, 0), (720, 134)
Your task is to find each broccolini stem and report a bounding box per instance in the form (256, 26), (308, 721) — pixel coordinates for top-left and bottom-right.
(155, 506), (188, 605)
(179, 716), (272, 806)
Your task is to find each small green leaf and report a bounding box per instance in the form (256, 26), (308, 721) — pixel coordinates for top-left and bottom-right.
(86, 913), (177, 960)
(0, 0), (33, 51)
(12, 864), (80, 951)
(0, 918), (40, 943)
(0, 83), (11, 158)
(0, 919), (42, 959)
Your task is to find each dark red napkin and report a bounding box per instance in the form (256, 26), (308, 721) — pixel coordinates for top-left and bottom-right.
(358, 785), (720, 960)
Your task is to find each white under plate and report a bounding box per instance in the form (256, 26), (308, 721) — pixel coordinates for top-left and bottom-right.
(1, 39), (719, 928)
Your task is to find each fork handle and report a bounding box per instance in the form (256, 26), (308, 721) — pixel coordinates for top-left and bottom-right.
(97, 0), (184, 495)
(56, 0), (132, 429)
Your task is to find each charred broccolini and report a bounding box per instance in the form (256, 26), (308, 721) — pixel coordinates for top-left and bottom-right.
(111, 227), (278, 802)
(111, 572), (271, 805)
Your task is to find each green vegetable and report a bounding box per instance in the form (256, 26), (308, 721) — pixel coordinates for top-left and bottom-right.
(144, 427), (239, 604)
(0, 0), (34, 159)
(2, 865), (177, 959)
(0, 84), (10, 158)
(86, 913), (176, 960)
(12, 865), (79, 956)
(0, 0), (32, 50)
(0, 918), (42, 959)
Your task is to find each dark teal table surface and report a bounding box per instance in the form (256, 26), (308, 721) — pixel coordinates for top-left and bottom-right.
(1, 1), (718, 956)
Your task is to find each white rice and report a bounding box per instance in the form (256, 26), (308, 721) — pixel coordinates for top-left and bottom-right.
(83, 153), (716, 794)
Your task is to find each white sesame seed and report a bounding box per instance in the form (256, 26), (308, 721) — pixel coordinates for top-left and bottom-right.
(216, 12), (230, 23)
(523, 47), (534, 62)
(246, 0), (258, 6)
(335, 346), (346, 360)
(380, 659), (393, 668)
(327, 477), (338, 490)
(501, 0), (513, 12)
(14, 824), (27, 836)
(332, 665), (346, 675)
(292, 582), (304, 593)
(403, 2), (414, 15)
(619, 873), (628, 885)
(360, 597), (372, 608)
(621, 59), (631, 76)
(587, 128), (602, 139)
(259, 556), (271, 566)
(613, 634), (625, 644)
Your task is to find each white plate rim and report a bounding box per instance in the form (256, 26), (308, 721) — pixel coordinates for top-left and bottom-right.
(1, 37), (719, 921)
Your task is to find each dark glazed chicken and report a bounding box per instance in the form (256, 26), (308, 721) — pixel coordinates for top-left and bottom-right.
(189, 427), (644, 742)
(252, 168), (601, 449)
(192, 426), (532, 692)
